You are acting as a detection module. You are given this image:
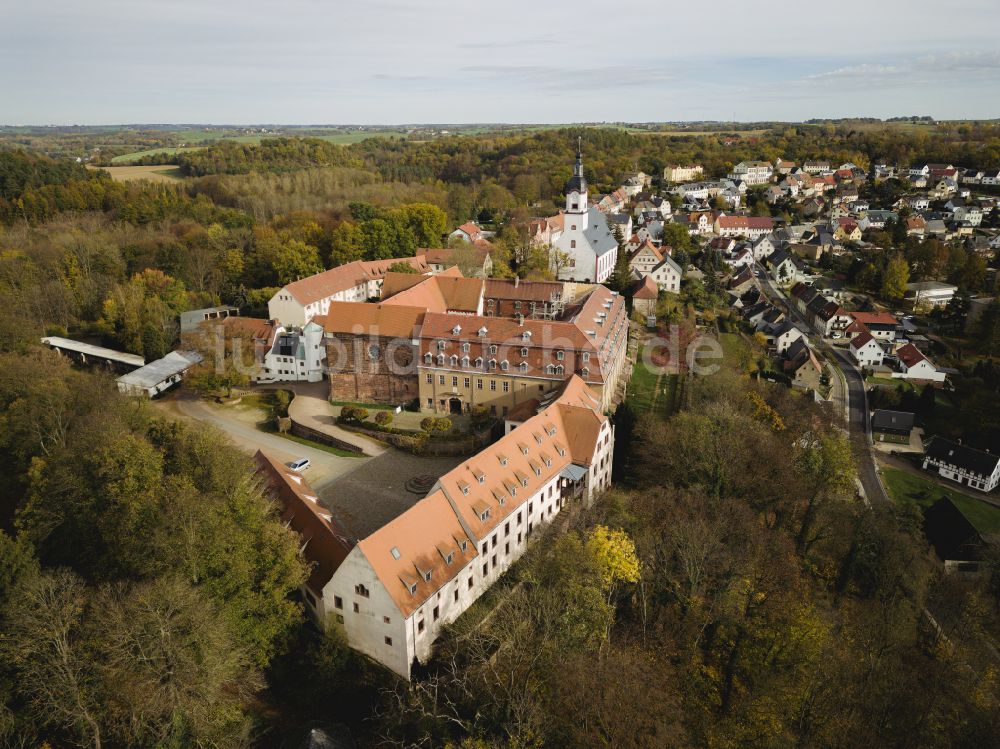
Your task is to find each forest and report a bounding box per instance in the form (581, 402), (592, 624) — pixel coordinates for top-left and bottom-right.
(1, 124), (1000, 747)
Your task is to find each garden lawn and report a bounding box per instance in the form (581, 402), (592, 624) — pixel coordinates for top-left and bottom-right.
(881, 467), (1000, 533)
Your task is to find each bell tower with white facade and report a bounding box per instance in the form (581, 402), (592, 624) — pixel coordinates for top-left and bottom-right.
(563, 138), (588, 230)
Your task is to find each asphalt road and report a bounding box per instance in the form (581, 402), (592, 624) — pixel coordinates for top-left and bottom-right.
(754, 267), (888, 505)
(164, 394), (369, 490)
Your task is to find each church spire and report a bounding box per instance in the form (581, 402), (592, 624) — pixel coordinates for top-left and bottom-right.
(563, 136), (588, 204)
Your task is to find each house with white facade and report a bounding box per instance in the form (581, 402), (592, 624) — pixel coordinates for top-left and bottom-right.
(268, 256), (429, 327)
(263, 375), (614, 679)
(849, 330), (884, 367)
(893, 342), (946, 382)
(922, 437), (1000, 493)
(727, 161), (773, 185)
(905, 281), (957, 309)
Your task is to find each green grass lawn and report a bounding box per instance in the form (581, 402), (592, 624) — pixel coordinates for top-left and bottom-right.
(881, 467), (1000, 533)
(111, 146), (203, 164)
(628, 347), (677, 418)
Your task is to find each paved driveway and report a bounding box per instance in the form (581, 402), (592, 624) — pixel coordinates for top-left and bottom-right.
(160, 395), (368, 490)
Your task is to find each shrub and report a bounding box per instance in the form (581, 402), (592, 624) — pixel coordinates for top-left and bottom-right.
(374, 411), (392, 426)
(420, 417), (436, 433)
(274, 390), (291, 417)
(434, 417), (452, 432)
(354, 407), (369, 422)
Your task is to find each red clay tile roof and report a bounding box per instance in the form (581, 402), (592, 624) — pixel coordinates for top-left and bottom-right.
(315, 302), (425, 339)
(255, 451), (355, 592)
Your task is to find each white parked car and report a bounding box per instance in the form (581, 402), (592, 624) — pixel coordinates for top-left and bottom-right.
(288, 458), (311, 472)
(831, 332), (843, 339)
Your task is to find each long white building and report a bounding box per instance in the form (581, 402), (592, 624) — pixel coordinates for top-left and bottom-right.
(257, 375), (614, 679)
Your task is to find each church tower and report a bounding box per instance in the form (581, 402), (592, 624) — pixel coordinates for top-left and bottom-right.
(563, 138), (588, 229)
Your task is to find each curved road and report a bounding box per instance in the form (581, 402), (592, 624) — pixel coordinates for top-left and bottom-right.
(755, 268), (888, 505)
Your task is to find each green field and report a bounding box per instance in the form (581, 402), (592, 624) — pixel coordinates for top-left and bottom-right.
(881, 467), (1000, 533)
(628, 347), (678, 417)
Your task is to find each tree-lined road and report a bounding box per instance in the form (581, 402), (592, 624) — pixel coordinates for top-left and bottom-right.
(754, 267), (889, 505)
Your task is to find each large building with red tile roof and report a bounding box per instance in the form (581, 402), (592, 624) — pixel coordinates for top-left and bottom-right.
(268, 256), (429, 326)
(310, 375), (614, 678)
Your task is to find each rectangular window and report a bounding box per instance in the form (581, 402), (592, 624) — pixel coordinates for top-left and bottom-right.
(490, 380), (497, 391)
(454, 588), (459, 601)
(439, 375), (445, 385)
(468, 576), (473, 589)
(385, 636), (393, 646)
(482, 563), (488, 576)
(517, 532), (522, 544)
(503, 381), (509, 393)
(353, 602), (359, 613)
(492, 535), (497, 548)
(452, 376), (458, 387)
(334, 596), (343, 610)
(418, 620), (425, 633)
(383, 615), (391, 624)
(477, 378), (483, 390)
(481, 542), (488, 555)
(464, 377), (470, 388)
(492, 554), (497, 569)
(426, 374), (432, 383)
(433, 606), (440, 621)
(505, 542), (510, 555)
(517, 511), (522, 524)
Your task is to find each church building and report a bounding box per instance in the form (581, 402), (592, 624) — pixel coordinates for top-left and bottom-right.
(550, 142), (619, 283)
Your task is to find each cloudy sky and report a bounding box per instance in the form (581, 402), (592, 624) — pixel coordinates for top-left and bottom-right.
(4, 0), (1000, 124)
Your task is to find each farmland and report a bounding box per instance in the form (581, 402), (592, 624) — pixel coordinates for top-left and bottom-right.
(95, 165), (185, 183)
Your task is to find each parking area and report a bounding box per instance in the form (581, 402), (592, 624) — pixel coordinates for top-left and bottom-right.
(319, 450), (466, 539)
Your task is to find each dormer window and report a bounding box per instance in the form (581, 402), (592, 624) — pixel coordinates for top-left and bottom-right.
(424, 571), (432, 582)
(475, 357), (483, 368)
(500, 360), (509, 371)
(461, 356), (470, 367)
(478, 327), (488, 337)
(520, 347), (528, 357)
(409, 583), (417, 595)
(555, 350), (565, 361)
(519, 362), (528, 373)
(498, 455), (508, 466)
(522, 331), (531, 342)
(461, 342), (470, 353)
(452, 325), (461, 335)
(581, 367), (589, 377)
(460, 540), (468, 551)
(582, 352), (590, 363)
(390, 547), (401, 560)
(437, 340), (446, 350)
(489, 345), (498, 355)
(480, 508), (491, 521)
(424, 352), (433, 363)
(445, 552), (454, 565)
(489, 359), (497, 371)
(450, 355), (458, 366)
(555, 365), (564, 376)
(437, 354), (445, 365)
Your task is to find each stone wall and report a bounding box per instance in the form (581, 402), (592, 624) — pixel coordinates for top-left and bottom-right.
(325, 332), (419, 404)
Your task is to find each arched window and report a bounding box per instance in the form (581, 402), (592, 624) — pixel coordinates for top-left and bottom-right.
(520, 347), (528, 357)
(424, 352), (432, 363)
(450, 355), (458, 366)
(488, 359), (497, 371)
(570, 240), (576, 249)
(555, 350), (565, 361)
(519, 362), (528, 373)
(488, 344), (498, 355)
(437, 353), (445, 365)
(581, 367), (589, 377)
(555, 365), (564, 376)
(500, 360), (509, 372)
(546, 364), (555, 375)
(475, 357), (484, 368)
(461, 356), (470, 367)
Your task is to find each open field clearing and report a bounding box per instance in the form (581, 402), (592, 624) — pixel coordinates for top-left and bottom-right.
(95, 165), (185, 182)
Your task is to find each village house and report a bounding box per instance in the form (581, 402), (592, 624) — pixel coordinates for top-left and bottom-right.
(845, 312), (898, 342)
(663, 164), (704, 183)
(871, 410), (915, 442)
(849, 330), (885, 367)
(727, 161), (773, 185)
(629, 275), (659, 317)
(784, 338), (824, 391)
(922, 437), (1000, 493)
(714, 215), (774, 239)
(449, 221), (486, 243)
(893, 342), (945, 382)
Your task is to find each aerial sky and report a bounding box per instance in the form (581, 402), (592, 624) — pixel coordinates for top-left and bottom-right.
(4, 0), (1000, 124)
